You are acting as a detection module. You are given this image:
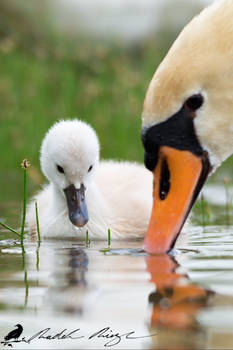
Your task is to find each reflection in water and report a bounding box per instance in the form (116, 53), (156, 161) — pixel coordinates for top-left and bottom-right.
(21, 246), (29, 308)
(48, 247), (89, 315)
(24, 270), (29, 308)
(146, 254), (214, 349)
(36, 240), (40, 272)
(2, 229), (233, 349)
(67, 248), (88, 287)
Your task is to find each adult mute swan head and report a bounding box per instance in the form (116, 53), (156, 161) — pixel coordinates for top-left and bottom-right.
(141, 0), (233, 253)
(40, 120), (99, 228)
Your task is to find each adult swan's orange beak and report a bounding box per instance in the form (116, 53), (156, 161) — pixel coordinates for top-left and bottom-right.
(142, 99), (211, 254)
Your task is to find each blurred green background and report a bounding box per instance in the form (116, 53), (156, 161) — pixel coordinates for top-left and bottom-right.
(0, 0), (232, 203)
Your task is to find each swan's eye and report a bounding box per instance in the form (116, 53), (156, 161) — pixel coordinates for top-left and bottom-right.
(57, 165), (65, 174)
(185, 93), (204, 111)
(88, 165), (93, 172)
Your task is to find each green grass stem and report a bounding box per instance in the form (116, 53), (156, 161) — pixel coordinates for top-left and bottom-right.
(85, 230), (90, 246)
(201, 194), (206, 227)
(200, 194), (210, 227)
(20, 159), (30, 251)
(108, 228), (111, 246)
(224, 178), (231, 226)
(35, 202), (41, 242)
(0, 221), (20, 237)
(21, 164), (27, 238)
(35, 202), (41, 270)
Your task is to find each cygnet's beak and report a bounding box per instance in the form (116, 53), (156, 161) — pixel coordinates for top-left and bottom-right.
(64, 183), (88, 227)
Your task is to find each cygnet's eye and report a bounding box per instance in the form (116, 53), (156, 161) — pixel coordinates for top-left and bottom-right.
(88, 165), (93, 173)
(57, 165), (65, 174)
(184, 93), (204, 111)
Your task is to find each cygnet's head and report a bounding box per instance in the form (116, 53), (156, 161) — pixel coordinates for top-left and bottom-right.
(40, 119), (100, 227)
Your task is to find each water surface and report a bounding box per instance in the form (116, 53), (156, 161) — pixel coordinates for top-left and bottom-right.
(1, 186), (233, 349)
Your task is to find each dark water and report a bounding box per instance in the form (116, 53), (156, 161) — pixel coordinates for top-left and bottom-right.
(1, 188), (233, 349)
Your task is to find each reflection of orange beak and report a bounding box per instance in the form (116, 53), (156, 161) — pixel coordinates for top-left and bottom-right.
(146, 254), (213, 329)
(144, 146), (209, 254)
